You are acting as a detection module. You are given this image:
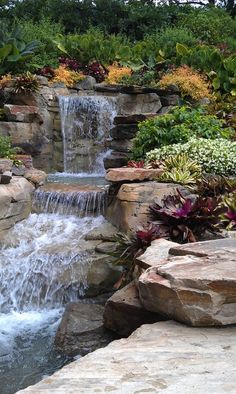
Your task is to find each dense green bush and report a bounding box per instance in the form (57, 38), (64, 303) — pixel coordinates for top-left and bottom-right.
(19, 17), (63, 70)
(0, 136), (18, 159)
(132, 106), (233, 159)
(146, 138), (236, 176)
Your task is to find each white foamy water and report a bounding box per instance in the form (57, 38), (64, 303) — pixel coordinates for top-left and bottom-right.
(0, 213), (105, 312)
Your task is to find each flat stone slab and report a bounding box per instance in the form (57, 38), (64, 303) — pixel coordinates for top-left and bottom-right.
(106, 167), (163, 183)
(137, 238), (179, 269)
(17, 320), (236, 393)
(169, 238), (236, 257)
(139, 251), (236, 326)
(103, 281), (164, 336)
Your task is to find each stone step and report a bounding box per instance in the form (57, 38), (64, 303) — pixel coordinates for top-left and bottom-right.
(105, 167), (163, 183)
(136, 238), (179, 270)
(16, 320), (236, 393)
(169, 238), (236, 257)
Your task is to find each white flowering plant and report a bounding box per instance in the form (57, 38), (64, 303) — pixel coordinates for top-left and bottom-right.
(146, 138), (236, 176)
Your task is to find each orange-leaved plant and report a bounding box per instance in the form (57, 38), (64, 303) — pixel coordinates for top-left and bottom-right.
(159, 65), (211, 100)
(51, 65), (85, 87)
(105, 62), (132, 85)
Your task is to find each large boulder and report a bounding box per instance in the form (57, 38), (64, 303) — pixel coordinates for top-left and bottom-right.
(103, 281), (164, 337)
(24, 168), (47, 188)
(55, 302), (113, 357)
(4, 105), (42, 123)
(105, 182), (178, 232)
(139, 245), (236, 326)
(17, 320), (236, 393)
(117, 93), (162, 115)
(0, 176), (34, 233)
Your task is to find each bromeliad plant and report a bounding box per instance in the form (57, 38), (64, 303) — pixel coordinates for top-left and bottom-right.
(13, 72), (40, 95)
(195, 175), (236, 197)
(149, 189), (223, 243)
(111, 223), (165, 286)
(159, 154), (202, 186)
(220, 193), (236, 230)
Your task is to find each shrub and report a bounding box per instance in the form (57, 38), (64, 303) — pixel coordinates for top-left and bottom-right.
(0, 136), (18, 159)
(13, 72), (40, 95)
(146, 138), (236, 176)
(50, 66), (85, 87)
(160, 154), (202, 186)
(195, 175), (236, 198)
(220, 193), (236, 230)
(132, 106), (233, 159)
(159, 66), (211, 100)
(105, 62), (131, 84)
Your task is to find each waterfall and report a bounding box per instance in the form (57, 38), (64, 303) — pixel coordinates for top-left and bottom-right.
(59, 95), (117, 175)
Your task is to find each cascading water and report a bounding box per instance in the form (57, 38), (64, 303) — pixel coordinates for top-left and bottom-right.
(59, 95), (117, 176)
(0, 93), (117, 394)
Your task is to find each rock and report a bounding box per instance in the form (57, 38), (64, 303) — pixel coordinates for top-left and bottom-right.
(76, 76), (96, 90)
(103, 151), (129, 169)
(106, 167), (163, 183)
(0, 122), (48, 156)
(95, 242), (117, 254)
(94, 84), (122, 93)
(4, 105), (42, 123)
(0, 177), (34, 233)
(84, 221), (117, 241)
(86, 254), (122, 297)
(17, 320), (236, 394)
(158, 105), (173, 115)
(105, 182), (179, 232)
(108, 139), (133, 153)
(55, 302), (113, 357)
(137, 238), (180, 269)
(169, 238), (236, 257)
(12, 165), (26, 176)
(160, 94), (180, 106)
(114, 114), (156, 125)
(110, 124), (138, 140)
(0, 171), (12, 184)
(0, 159), (13, 173)
(36, 76), (49, 86)
(103, 281), (164, 337)
(24, 169), (47, 187)
(117, 93), (162, 115)
(139, 250), (236, 326)
(119, 85), (161, 94)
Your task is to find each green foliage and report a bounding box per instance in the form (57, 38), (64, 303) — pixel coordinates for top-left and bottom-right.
(146, 138), (236, 176)
(19, 17), (63, 71)
(132, 106), (233, 159)
(160, 154), (202, 186)
(55, 28), (130, 66)
(0, 26), (39, 75)
(0, 136), (18, 159)
(177, 8), (236, 45)
(207, 95), (236, 132)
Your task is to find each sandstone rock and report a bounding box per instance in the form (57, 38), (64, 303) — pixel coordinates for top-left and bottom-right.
(169, 238), (236, 257)
(160, 94), (180, 106)
(0, 171), (12, 184)
(0, 159), (13, 173)
(108, 139), (133, 153)
(36, 76), (49, 86)
(4, 105), (42, 123)
(137, 238), (180, 269)
(17, 320), (236, 394)
(105, 182), (179, 232)
(103, 281), (164, 336)
(106, 167), (163, 183)
(94, 84), (122, 93)
(139, 250), (236, 326)
(103, 151), (129, 169)
(84, 221), (118, 241)
(0, 177), (34, 233)
(86, 255), (122, 297)
(12, 165), (26, 176)
(117, 93), (162, 115)
(119, 85), (161, 94)
(114, 114), (156, 125)
(76, 76), (96, 90)
(24, 169), (47, 187)
(55, 302), (113, 357)
(110, 124), (138, 140)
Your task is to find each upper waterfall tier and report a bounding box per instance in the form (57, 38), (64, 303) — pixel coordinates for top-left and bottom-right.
(59, 95), (117, 175)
